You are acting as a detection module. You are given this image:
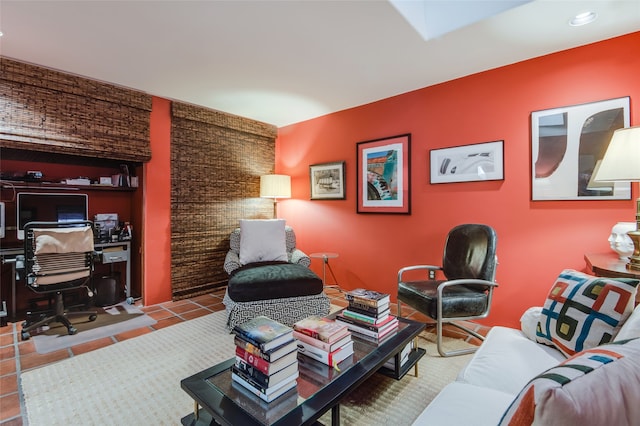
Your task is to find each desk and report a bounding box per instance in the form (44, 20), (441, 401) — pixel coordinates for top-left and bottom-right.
(0, 240), (132, 321)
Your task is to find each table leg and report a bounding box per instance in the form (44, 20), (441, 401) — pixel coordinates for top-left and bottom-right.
(194, 401), (199, 420)
(413, 337), (419, 377)
(331, 404), (340, 425)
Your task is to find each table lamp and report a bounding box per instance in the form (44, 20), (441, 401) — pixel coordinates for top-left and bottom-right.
(260, 174), (291, 217)
(594, 125), (640, 270)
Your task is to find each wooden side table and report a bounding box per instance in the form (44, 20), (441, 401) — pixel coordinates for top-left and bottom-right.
(585, 253), (640, 304)
(584, 252), (640, 279)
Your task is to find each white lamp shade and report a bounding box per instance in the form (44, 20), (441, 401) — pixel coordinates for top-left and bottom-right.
(260, 174), (291, 199)
(594, 126), (640, 182)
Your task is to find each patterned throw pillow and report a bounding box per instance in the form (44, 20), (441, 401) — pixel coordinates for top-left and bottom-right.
(536, 269), (638, 357)
(499, 338), (640, 426)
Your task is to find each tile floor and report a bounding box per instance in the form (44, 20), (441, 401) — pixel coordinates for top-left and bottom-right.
(0, 287), (489, 425)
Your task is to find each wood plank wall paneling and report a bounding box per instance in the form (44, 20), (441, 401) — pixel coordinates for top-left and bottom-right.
(170, 102), (277, 299)
(0, 57), (152, 163)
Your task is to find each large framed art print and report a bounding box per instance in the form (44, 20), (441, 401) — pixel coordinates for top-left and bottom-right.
(531, 97), (630, 201)
(356, 134), (411, 214)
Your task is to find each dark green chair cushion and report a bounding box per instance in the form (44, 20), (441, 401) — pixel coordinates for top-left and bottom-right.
(227, 261), (323, 302)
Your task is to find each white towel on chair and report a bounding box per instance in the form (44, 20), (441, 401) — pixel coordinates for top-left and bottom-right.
(34, 226), (94, 254)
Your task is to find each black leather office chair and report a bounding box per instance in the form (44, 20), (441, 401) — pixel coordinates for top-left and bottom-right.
(19, 221), (97, 340)
(397, 224), (498, 357)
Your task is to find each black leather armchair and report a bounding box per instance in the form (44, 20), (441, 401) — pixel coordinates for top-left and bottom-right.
(397, 224), (498, 357)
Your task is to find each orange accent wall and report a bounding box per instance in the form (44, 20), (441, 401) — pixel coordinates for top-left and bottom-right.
(276, 32), (640, 328)
(143, 97), (173, 305)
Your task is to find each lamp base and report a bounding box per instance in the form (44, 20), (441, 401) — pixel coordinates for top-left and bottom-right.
(627, 230), (640, 271)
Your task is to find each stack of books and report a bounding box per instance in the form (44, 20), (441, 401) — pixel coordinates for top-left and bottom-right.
(292, 316), (354, 368)
(335, 288), (399, 340)
(382, 340), (414, 370)
(231, 315), (299, 403)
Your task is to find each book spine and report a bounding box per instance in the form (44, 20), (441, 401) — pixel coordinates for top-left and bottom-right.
(292, 326), (335, 343)
(232, 366), (270, 393)
(235, 346), (270, 375)
(234, 358), (271, 387)
(296, 340), (331, 364)
(345, 294), (378, 307)
(233, 330), (269, 351)
(292, 330), (332, 352)
(335, 315), (381, 332)
(345, 294), (390, 308)
(343, 309), (385, 324)
(234, 336), (276, 362)
(336, 317), (391, 338)
(347, 302), (387, 316)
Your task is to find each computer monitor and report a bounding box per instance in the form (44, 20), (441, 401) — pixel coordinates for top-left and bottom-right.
(16, 192), (89, 240)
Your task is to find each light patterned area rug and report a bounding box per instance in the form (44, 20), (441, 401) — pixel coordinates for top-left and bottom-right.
(21, 310), (474, 425)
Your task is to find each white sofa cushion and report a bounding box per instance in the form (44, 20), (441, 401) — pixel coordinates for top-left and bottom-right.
(536, 269), (638, 357)
(499, 337), (640, 426)
(615, 303), (640, 341)
(239, 219), (288, 265)
(456, 326), (565, 395)
(412, 382), (513, 426)
(520, 306), (542, 341)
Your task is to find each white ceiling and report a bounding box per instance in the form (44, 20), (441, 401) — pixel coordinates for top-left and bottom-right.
(1, 0), (639, 128)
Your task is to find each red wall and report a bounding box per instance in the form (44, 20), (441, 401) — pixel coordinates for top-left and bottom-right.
(275, 32), (640, 328)
(143, 97), (173, 305)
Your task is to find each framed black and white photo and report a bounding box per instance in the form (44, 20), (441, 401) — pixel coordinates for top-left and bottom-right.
(310, 161), (346, 200)
(430, 140), (504, 184)
(531, 97), (630, 201)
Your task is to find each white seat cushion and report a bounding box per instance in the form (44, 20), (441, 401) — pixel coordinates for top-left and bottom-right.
(456, 326), (565, 395)
(412, 382), (514, 426)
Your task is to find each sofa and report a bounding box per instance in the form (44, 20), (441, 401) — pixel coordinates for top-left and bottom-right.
(414, 269), (640, 426)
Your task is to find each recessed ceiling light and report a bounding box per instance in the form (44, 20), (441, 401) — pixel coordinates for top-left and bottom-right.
(569, 11), (597, 26)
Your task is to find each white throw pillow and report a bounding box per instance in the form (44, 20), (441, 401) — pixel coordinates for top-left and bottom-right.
(239, 219), (288, 265)
(520, 306), (543, 342)
(615, 303), (640, 341)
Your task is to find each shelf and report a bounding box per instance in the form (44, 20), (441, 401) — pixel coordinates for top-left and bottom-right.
(1, 181), (136, 192)
(377, 347), (426, 380)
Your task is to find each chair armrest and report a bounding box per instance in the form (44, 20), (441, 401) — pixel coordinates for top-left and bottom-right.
(224, 251), (241, 275)
(436, 279), (499, 294)
(290, 249), (311, 268)
(398, 264), (442, 282)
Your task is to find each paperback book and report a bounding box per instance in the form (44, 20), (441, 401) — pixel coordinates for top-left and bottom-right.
(345, 302), (390, 317)
(335, 315), (399, 339)
(231, 371), (298, 403)
(345, 288), (391, 308)
(234, 336), (296, 363)
(233, 315), (294, 352)
(382, 340), (414, 370)
(293, 316), (349, 344)
(293, 330), (351, 353)
(234, 358), (299, 389)
(235, 345), (298, 375)
(296, 339), (354, 367)
(342, 308), (390, 324)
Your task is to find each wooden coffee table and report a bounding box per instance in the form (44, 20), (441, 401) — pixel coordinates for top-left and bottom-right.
(180, 315), (426, 426)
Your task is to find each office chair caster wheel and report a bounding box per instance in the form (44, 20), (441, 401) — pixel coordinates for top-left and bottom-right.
(68, 327), (78, 335)
(126, 297), (134, 305)
(21, 331), (31, 341)
(89, 314), (97, 321)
